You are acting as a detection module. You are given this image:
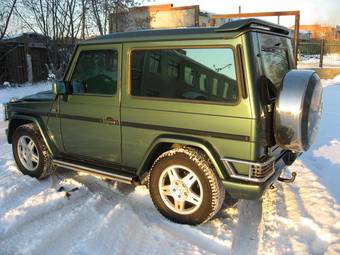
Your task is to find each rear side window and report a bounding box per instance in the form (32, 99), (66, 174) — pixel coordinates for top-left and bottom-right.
(71, 50), (118, 95)
(130, 48), (238, 103)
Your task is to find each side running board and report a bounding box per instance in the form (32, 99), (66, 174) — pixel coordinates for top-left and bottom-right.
(53, 159), (139, 185)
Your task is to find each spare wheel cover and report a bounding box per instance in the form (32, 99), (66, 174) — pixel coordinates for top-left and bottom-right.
(274, 70), (323, 152)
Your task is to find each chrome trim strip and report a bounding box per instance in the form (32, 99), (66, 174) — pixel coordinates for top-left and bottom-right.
(221, 157), (275, 183)
(53, 159), (133, 184)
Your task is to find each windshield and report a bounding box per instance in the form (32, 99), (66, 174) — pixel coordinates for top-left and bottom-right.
(259, 33), (293, 89)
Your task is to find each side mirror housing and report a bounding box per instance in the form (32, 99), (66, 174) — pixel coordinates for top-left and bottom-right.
(52, 80), (66, 95)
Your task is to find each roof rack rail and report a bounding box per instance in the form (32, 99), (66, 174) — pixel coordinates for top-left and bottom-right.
(215, 18), (290, 35)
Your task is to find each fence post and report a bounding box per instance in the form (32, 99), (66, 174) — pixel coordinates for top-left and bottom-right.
(319, 39), (325, 68)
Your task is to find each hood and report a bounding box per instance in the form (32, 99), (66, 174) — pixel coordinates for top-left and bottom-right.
(20, 90), (55, 101)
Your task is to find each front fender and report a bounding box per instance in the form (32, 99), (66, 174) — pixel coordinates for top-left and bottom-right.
(7, 115), (56, 156)
(137, 135), (228, 180)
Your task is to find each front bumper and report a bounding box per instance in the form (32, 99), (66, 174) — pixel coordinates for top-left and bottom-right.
(222, 150), (290, 200)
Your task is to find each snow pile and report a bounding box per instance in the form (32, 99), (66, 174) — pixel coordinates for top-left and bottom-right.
(0, 79), (339, 254)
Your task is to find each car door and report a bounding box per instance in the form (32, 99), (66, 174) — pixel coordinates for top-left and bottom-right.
(60, 44), (122, 164)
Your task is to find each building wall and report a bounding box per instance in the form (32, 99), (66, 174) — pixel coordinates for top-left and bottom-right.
(298, 25), (340, 40)
(109, 4), (200, 32)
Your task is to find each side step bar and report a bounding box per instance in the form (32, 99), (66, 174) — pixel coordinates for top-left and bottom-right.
(53, 159), (139, 185)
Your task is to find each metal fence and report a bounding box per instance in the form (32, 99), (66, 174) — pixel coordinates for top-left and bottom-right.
(298, 40), (340, 68)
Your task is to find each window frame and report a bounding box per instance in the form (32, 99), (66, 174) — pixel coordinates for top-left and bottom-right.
(65, 45), (121, 97)
(128, 45), (241, 106)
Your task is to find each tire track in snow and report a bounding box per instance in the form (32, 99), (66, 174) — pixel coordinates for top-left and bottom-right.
(68, 174), (232, 255)
(258, 161), (340, 255)
(0, 181), (88, 240)
(0, 174), (50, 215)
(230, 199), (263, 255)
(124, 186), (232, 254)
(0, 192), (94, 255)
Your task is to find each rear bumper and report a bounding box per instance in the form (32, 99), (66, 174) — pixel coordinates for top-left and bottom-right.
(222, 151), (289, 200)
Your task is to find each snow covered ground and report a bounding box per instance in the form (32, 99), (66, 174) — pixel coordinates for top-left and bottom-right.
(0, 80), (339, 255)
(298, 54), (340, 68)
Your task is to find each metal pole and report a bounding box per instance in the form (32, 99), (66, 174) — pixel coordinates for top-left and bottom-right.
(319, 39), (325, 68)
(294, 12), (300, 65)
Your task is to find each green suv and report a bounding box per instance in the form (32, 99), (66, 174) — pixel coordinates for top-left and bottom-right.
(4, 19), (323, 225)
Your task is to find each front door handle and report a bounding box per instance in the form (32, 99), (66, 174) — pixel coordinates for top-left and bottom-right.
(103, 117), (119, 125)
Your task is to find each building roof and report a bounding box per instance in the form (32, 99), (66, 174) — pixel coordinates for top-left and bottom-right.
(81, 18), (290, 45)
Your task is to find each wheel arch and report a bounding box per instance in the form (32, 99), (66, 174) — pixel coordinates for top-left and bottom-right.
(136, 135), (228, 181)
(8, 115), (55, 156)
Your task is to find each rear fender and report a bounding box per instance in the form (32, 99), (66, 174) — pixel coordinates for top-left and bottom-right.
(137, 135), (228, 180)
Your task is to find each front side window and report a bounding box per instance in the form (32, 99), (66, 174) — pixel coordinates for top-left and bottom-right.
(130, 47), (238, 103)
(71, 50), (118, 95)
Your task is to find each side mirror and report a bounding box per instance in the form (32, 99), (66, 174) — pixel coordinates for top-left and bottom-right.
(52, 80), (66, 95)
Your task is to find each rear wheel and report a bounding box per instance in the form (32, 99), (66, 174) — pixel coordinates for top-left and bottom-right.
(12, 124), (53, 179)
(149, 147), (224, 225)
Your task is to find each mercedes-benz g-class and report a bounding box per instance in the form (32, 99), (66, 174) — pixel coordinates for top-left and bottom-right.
(4, 19), (323, 225)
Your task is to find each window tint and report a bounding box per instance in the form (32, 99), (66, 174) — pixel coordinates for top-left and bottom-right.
(71, 50), (118, 95)
(130, 48), (238, 103)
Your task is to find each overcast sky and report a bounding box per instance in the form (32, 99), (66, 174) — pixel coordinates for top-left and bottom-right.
(148, 0), (340, 27)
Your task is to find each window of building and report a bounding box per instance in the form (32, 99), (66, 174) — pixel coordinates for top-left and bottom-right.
(185, 66), (194, 85)
(212, 78), (218, 96)
(130, 47), (238, 103)
(149, 53), (161, 73)
(71, 50), (118, 95)
(199, 74), (207, 92)
(168, 61), (179, 79)
(222, 82), (229, 99)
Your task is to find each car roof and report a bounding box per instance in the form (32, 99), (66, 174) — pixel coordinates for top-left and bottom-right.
(80, 18), (290, 45)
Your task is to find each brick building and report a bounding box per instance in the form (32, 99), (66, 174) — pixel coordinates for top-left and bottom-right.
(296, 25), (340, 40)
(109, 4), (211, 33)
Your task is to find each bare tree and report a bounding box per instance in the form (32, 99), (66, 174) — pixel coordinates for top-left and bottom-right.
(0, 0), (18, 39)
(90, 0), (142, 35)
(12, 0), (144, 77)
(15, 0), (85, 77)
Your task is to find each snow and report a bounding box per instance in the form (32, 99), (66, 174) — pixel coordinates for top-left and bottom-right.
(298, 54), (340, 68)
(0, 79), (340, 254)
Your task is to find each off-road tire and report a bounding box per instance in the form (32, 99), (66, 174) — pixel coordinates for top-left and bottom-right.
(12, 124), (53, 179)
(149, 147), (225, 225)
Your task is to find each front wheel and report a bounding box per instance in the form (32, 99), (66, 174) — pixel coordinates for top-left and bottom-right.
(149, 147), (225, 225)
(12, 124), (53, 179)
